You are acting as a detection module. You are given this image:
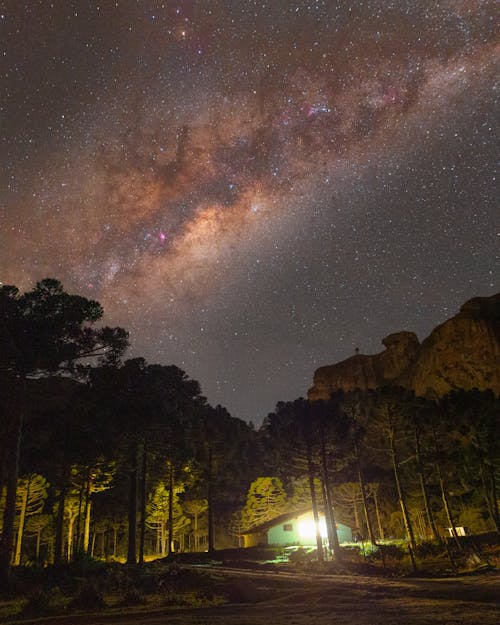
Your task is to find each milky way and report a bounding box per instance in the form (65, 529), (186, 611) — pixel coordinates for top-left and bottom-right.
(1, 1), (499, 421)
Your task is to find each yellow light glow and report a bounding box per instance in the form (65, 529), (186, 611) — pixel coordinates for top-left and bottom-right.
(297, 517), (328, 541)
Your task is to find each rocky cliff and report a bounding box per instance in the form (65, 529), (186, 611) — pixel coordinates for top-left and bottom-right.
(308, 292), (500, 401)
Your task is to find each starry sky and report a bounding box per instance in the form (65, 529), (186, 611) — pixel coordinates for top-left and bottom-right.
(1, 1), (499, 422)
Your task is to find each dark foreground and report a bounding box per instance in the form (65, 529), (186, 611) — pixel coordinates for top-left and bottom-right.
(8, 569), (499, 625)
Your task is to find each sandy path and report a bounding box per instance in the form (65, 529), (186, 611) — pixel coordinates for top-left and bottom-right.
(9, 569), (499, 625)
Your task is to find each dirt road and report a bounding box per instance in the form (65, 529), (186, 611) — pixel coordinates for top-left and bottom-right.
(12, 569), (499, 625)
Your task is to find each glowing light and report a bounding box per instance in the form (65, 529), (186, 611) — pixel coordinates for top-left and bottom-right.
(298, 517), (328, 541)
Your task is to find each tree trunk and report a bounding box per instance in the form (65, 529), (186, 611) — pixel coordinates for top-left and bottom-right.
(36, 528), (41, 561)
(139, 438), (147, 564)
(84, 500), (92, 557)
(414, 426), (439, 540)
(487, 461), (500, 534)
(83, 469), (92, 555)
(306, 441), (323, 562)
(14, 482), (28, 566)
(431, 424), (461, 549)
(54, 469), (69, 565)
(354, 440), (376, 545)
(67, 514), (76, 561)
(389, 429), (417, 571)
(126, 451), (138, 565)
(319, 428), (341, 559)
(194, 512), (199, 551)
(75, 475), (85, 556)
(479, 460), (500, 533)
(373, 488), (385, 540)
(0, 392), (23, 588)
(113, 527), (118, 558)
(167, 460), (174, 556)
(207, 445), (215, 555)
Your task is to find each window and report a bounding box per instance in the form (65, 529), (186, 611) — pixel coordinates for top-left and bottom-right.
(283, 523), (293, 531)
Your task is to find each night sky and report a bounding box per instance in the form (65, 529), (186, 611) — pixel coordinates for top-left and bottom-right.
(1, 1), (498, 422)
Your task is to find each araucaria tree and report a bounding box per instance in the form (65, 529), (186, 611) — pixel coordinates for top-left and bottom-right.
(371, 388), (418, 571)
(241, 477), (287, 531)
(0, 279), (128, 586)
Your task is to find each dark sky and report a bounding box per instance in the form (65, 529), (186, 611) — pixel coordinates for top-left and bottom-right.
(1, 1), (498, 422)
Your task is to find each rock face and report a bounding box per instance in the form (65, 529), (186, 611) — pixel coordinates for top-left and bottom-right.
(308, 292), (500, 401)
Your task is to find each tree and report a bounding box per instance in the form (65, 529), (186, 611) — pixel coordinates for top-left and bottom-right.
(241, 477), (287, 531)
(25, 514), (53, 562)
(146, 482), (189, 556)
(441, 390), (500, 534)
(0, 279), (128, 587)
(14, 474), (49, 565)
(262, 399), (325, 561)
(184, 499), (208, 551)
(70, 460), (115, 556)
(194, 404), (256, 554)
(408, 397), (440, 541)
(87, 359), (201, 564)
(338, 391), (378, 547)
(372, 388), (417, 571)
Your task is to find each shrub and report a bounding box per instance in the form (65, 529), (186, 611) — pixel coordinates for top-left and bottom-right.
(120, 588), (147, 606)
(377, 543), (406, 561)
(414, 540), (445, 558)
(68, 580), (106, 611)
(22, 589), (55, 617)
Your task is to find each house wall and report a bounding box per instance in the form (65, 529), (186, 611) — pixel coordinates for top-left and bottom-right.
(243, 531), (266, 548)
(336, 522), (352, 543)
(267, 512), (352, 546)
(268, 517), (302, 545)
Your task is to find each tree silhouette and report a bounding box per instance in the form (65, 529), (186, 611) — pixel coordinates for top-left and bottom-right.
(0, 279), (128, 586)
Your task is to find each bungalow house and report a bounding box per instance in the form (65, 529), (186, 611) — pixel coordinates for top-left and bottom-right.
(243, 509), (352, 548)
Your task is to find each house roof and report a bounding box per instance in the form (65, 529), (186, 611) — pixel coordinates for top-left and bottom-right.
(243, 507), (351, 535)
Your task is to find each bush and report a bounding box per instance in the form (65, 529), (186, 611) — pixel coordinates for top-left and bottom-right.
(287, 547), (317, 565)
(68, 580), (106, 611)
(414, 540), (445, 558)
(22, 588), (61, 617)
(377, 543), (406, 561)
(120, 588), (147, 606)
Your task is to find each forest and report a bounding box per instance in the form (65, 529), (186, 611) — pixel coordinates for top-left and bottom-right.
(1, 279), (499, 592)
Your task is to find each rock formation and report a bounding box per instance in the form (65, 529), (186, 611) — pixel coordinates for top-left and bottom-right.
(308, 292), (500, 401)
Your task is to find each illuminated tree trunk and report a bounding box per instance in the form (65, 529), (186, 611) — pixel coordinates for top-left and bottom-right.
(54, 467), (70, 565)
(373, 486), (384, 540)
(167, 460), (174, 556)
(75, 477), (85, 556)
(414, 426), (439, 541)
(479, 458), (500, 533)
(112, 523), (119, 558)
(431, 423), (461, 549)
(84, 500), (92, 556)
(14, 485), (28, 566)
(126, 448), (138, 565)
(36, 528), (41, 561)
(306, 442), (324, 562)
(67, 512), (77, 561)
(354, 439), (376, 545)
(319, 427), (341, 559)
(389, 429), (417, 571)
(138, 438), (147, 564)
(207, 445), (215, 555)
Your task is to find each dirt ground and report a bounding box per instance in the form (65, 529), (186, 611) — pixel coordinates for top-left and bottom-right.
(8, 568), (499, 625)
